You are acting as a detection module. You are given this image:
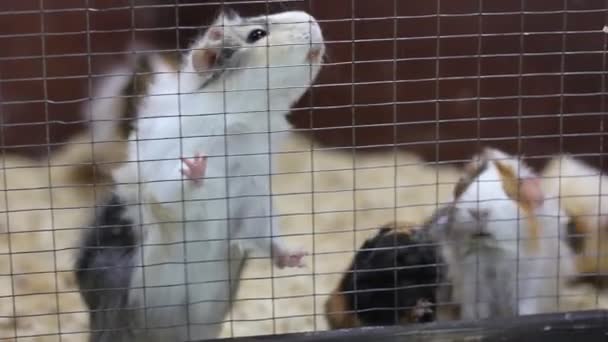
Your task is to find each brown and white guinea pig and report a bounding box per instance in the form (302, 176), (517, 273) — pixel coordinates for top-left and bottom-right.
(541, 155), (608, 286)
(325, 221), (442, 329)
(431, 147), (577, 320)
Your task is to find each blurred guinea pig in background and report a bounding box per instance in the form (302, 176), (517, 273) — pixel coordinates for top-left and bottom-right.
(541, 155), (608, 288)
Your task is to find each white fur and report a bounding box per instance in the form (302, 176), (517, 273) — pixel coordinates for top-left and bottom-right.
(435, 148), (576, 320)
(112, 11), (324, 341)
(87, 63), (134, 142)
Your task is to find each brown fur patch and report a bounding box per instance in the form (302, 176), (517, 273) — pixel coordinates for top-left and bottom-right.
(493, 160), (520, 203)
(48, 131), (127, 189)
(494, 161), (540, 252)
(69, 161), (111, 188)
(324, 290), (361, 329)
(158, 51), (182, 71)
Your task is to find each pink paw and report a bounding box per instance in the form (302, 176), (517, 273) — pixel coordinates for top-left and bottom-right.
(273, 248), (308, 269)
(180, 153), (208, 186)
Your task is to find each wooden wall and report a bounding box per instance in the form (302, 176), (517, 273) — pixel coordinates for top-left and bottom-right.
(1, 0), (606, 171)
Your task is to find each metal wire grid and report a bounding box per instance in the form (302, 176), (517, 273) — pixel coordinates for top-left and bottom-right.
(0, 0), (606, 340)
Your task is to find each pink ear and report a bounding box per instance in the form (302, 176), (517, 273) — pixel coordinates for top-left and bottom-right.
(192, 48), (219, 73)
(519, 177), (544, 208)
(207, 27), (223, 41)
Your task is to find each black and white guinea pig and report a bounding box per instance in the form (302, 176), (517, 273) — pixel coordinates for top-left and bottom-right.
(325, 222), (442, 329)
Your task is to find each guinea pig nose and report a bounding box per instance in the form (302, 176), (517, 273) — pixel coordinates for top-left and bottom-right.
(468, 208), (489, 221)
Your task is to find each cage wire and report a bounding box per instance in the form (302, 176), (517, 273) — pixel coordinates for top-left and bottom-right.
(0, 0), (608, 341)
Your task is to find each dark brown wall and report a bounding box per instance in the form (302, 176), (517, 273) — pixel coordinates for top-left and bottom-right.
(1, 0), (606, 171)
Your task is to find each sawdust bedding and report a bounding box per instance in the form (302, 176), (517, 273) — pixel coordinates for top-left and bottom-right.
(0, 132), (607, 341)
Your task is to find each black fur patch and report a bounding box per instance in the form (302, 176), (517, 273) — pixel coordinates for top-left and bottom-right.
(337, 225), (441, 326)
(566, 216), (585, 254)
(75, 193), (137, 341)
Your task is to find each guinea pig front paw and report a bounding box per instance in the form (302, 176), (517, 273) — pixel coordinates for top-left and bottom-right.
(273, 248), (308, 269)
(180, 153), (208, 186)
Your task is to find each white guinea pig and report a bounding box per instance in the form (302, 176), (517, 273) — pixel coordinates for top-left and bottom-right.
(432, 147), (577, 320)
(76, 9), (325, 342)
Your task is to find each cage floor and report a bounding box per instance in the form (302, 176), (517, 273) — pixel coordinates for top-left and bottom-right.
(1, 133), (607, 341)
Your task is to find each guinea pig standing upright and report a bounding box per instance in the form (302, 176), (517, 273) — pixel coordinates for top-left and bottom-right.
(432, 148), (577, 320)
(325, 222), (442, 328)
(76, 9), (325, 342)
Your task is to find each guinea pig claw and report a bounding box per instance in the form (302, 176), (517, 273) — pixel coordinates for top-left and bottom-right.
(180, 153), (208, 185)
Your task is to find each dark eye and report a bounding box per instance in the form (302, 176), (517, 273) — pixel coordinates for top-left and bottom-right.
(246, 29), (267, 43)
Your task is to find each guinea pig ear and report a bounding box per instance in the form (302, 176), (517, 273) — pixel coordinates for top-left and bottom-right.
(482, 147), (509, 161)
(211, 7), (240, 28)
(494, 160), (545, 209)
(519, 176), (545, 209)
(467, 148), (493, 173)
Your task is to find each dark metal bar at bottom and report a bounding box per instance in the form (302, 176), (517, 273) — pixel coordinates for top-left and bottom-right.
(202, 310), (608, 342)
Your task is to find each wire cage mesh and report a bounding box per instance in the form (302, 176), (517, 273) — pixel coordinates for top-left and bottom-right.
(0, 0), (608, 341)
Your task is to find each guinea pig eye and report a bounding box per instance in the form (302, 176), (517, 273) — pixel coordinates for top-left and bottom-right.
(246, 29), (267, 43)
